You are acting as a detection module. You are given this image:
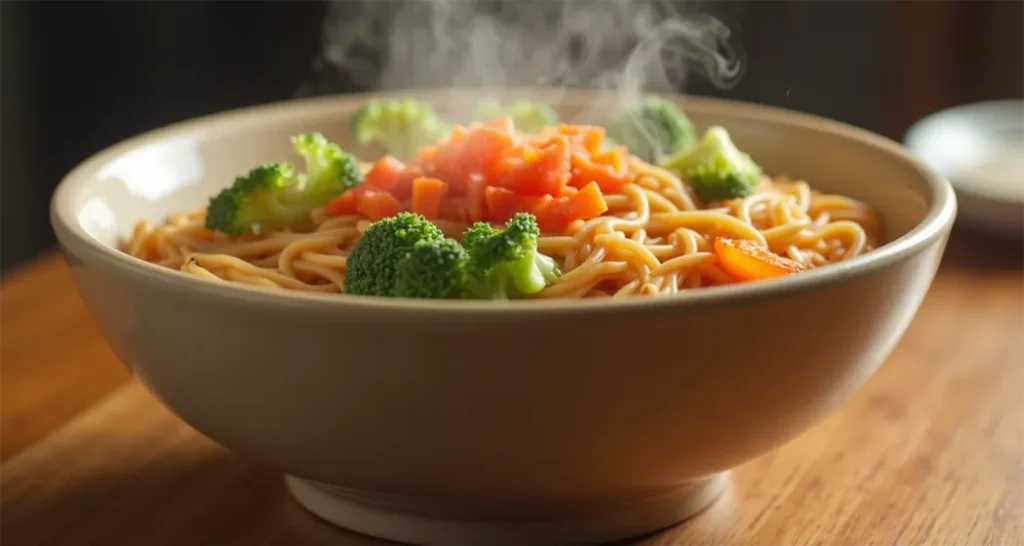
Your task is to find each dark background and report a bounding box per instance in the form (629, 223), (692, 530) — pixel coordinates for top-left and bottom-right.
(2, 0), (1021, 275)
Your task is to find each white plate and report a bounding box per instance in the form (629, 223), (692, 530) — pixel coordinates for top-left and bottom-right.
(905, 100), (1024, 237)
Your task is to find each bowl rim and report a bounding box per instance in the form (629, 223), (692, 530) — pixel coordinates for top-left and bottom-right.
(51, 88), (957, 317)
(903, 98), (1024, 205)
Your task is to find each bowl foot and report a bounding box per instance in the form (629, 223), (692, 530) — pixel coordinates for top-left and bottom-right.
(285, 472), (729, 545)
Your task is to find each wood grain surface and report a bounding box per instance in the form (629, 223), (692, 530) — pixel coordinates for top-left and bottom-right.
(0, 253), (130, 462)
(1, 230), (1022, 546)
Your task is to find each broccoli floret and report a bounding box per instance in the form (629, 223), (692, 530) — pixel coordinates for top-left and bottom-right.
(393, 238), (471, 299)
(351, 98), (451, 160)
(291, 132), (364, 196)
(462, 213), (560, 299)
(658, 126), (761, 202)
(344, 212), (446, 297)
(205, 162), (301, 235)
(604, 97), (697, 163)
(460, 221), (500, 256)
(204, 133), (362, 234)
(473, 99), (558, 134)
(346, 212), (560, 300)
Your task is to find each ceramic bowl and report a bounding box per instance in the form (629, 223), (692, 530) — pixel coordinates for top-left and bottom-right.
(904, 99), (1024, 238)
(50, 89), (956, 545)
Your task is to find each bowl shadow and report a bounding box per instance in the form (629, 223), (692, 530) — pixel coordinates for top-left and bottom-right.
(0, 450), (393, 546)
(940, 226), (1023, 273)
(0, 442), (745, 546)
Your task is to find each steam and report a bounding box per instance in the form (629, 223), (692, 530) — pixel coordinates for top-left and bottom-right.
(306, 0), (744, 121)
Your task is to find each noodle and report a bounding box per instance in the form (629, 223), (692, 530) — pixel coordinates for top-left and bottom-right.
(121, 155), (881, 299)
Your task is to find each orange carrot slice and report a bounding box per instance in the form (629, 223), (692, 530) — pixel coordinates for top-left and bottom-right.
(714, 237), (805, 282)
(534, 181), (608, 232)
(466, 176), (488, 223)
(410, 177), (448, 220)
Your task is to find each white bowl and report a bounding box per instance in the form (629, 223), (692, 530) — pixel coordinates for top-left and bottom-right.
(905, 99), (1023, 238)
(50, 89), (956, 545)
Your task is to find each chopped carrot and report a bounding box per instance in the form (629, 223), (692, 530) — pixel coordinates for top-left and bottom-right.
(591, 145), (628, 172)
(484, 186), (548, 223)
(569, 142), (630, 191)
(333, 121), (631, 229)
(569, 151), (635, 192)
(534, 181), (608, 232)
(410, 177), (448, 220)
(356, 189), (404, 221)
(466, 176), (488, 223)
(714, 237), (805, 282)
(565, 181), (608, 217)
(557, 124), (606, 155)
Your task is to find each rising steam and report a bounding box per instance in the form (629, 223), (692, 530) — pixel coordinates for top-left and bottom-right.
(305, 0), (744, 120)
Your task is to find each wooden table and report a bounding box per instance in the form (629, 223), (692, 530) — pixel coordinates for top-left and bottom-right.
(2, 231), (1022, 545)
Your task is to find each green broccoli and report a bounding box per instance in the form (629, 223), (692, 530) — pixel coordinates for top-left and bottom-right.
(351, 98), (451, 160)
(473, 99), (559, 134)
(393, 238), (471, 299)
(291, 133), (364, 197)
(604, 96), (697, 163)
(205, 133), (362, 235)
(344, 212), (446, 297)
(658, 126), (762, 202)
(461, 213), (560, 299)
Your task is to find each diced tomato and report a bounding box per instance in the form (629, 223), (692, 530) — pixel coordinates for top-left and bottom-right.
(439, 197), (469, 223)
(481, 116), (517, 134)
(491, 135), (571, 196)
(423, 123), (516, 197)
(466, 175), (488, 223)
(363, 156), (420, 201)
(410, 177), (448, 220)
(338, 122), (626, 230)
(449, 124), (471, 142)
(534, 182), (608, 232)
(483, 186), (549, 223)
(424, 142), (469, 196)
(529, 195), (556, 217)
(569, 152), (635, 193)
(417, 145), (440, 171)
(531, 126), (560, 145)
(363, 156), (403, 189)
(356, 189), (404, 221)
(324, 188), (362, 216)
(462, 125), (517, 176)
